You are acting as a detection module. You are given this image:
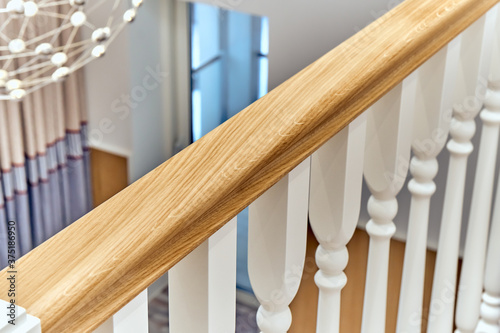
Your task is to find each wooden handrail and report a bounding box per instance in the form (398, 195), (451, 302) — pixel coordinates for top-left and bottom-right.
(1, 0), (498, 331)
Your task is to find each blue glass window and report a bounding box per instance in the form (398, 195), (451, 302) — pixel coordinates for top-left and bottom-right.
(189, 3), (269, 293)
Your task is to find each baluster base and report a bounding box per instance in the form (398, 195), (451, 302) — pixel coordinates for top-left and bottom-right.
(256, 306), (292, 333)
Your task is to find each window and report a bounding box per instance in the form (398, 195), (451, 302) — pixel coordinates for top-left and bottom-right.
(189, 2), (269, 292)
(190, 2), (269, 140)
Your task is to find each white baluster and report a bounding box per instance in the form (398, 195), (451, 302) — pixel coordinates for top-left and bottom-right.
(456, 88), (500, 333)
(361, 74), (416, 333)
(309, 114), (366, 333)
(168, 218), (237, 333)
(248, 158), (310, 333)
(397, 37), (460, 333)
(0, 299), (41, 333)
(475, 14), (500, 332)
(455, 6), (499, 333)
(427, 8), (498, 333)
(93, 290), (148, 333)
(475, 147), (500, 333)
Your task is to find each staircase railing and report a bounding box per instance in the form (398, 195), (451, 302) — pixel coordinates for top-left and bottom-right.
(2, 0), (500, 332)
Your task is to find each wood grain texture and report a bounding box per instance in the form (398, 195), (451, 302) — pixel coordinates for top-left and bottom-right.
(90, 148), (129, 207)
(289, 228), (437, 333)
(1, 0), (497, 331)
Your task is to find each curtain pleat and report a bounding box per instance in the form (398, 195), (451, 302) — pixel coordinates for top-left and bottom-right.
(0, 1), (92, 265)
(77, 70), (93, 213)
(0, 176), (8, 268)
(0, 102), (21, 258)
(22, 92), (45, 247)
(5, 101), (32, 256)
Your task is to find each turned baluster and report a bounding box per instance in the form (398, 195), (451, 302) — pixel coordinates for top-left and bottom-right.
(456, 82), (500, 333)
(475, 133), (500, 333)
(361, 74), (416, 333)
(248, 158), (310, 333)
(397, 37), (460, 333)
(309, 114), (367, 333)
(427, 8), (498, 333)
(475, 16), (500, 332)
(455, 6), (499, 333)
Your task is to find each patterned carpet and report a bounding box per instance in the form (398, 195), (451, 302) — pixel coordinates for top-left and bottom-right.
(149, 287), (260, 333)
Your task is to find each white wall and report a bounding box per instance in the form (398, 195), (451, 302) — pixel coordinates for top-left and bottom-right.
(84, 0), (174, 182)
(127, 0), (174, 181)
(183, 0), (400, 90)
(84, 0), (133, 158)
(85, 0), (399, 178)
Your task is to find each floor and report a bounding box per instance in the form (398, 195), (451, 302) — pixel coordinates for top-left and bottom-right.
(148, 286), (260, 333)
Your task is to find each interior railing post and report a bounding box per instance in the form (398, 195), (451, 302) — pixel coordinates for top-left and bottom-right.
(427, 7), (498, 333)
(475, 116), (500, 332)
(309, 114), (367, 333)
(455, 6), (499, 333)
(168, 218), (237, 333)
(361, 73), (416, 333)
(93, 290), (148, 333)
(396, 36), (460, 333)
(475, 16), (500, 331)
(248, 158), (310, 333)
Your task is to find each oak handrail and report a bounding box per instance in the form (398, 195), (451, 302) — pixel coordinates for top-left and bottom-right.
(1, 0), (498, 331)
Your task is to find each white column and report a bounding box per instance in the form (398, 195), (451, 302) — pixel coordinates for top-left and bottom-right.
(427, 7), (498, 333)
(456, 82), (500, 333)
(475, 151), (500, 333)
(0, 300), (41, 333)
(396, 36), (460, 333)
(475, 11), (500, 332)
(168, 218), (237, 333)
(309, 114), (366, 333)
(93, 290), (148, 333)
(248, 158), (310, 333)
(455, 6), (500, 333)
(456, 87), (500, 333)
(361, 73), (416, 333)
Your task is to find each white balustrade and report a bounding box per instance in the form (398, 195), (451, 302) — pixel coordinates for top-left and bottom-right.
(94, 290), (149, 333)
(396, 36), (460, 333)
(0, 299), (41, 333)
(361, 73), (416, 333)
(248, 158), (310, 333)
(455, 6), (499, 333)
(427, 8), (498, 333)
(309, 114), (367, 333)
(475, 15), (500, 332)
(475, 150), (500, 333)
(169, 217), (237, 333)
(8, 5), (500, 333)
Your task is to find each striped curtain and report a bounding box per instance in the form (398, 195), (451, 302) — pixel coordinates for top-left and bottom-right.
(0, 1), (92, 268)
(0, 71), (92, 268)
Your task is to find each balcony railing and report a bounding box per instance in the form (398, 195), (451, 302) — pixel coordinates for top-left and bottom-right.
(2, 0), (500, 332)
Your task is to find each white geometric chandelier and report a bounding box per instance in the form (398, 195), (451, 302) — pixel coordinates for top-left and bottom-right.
(0, 0), (141, 101)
